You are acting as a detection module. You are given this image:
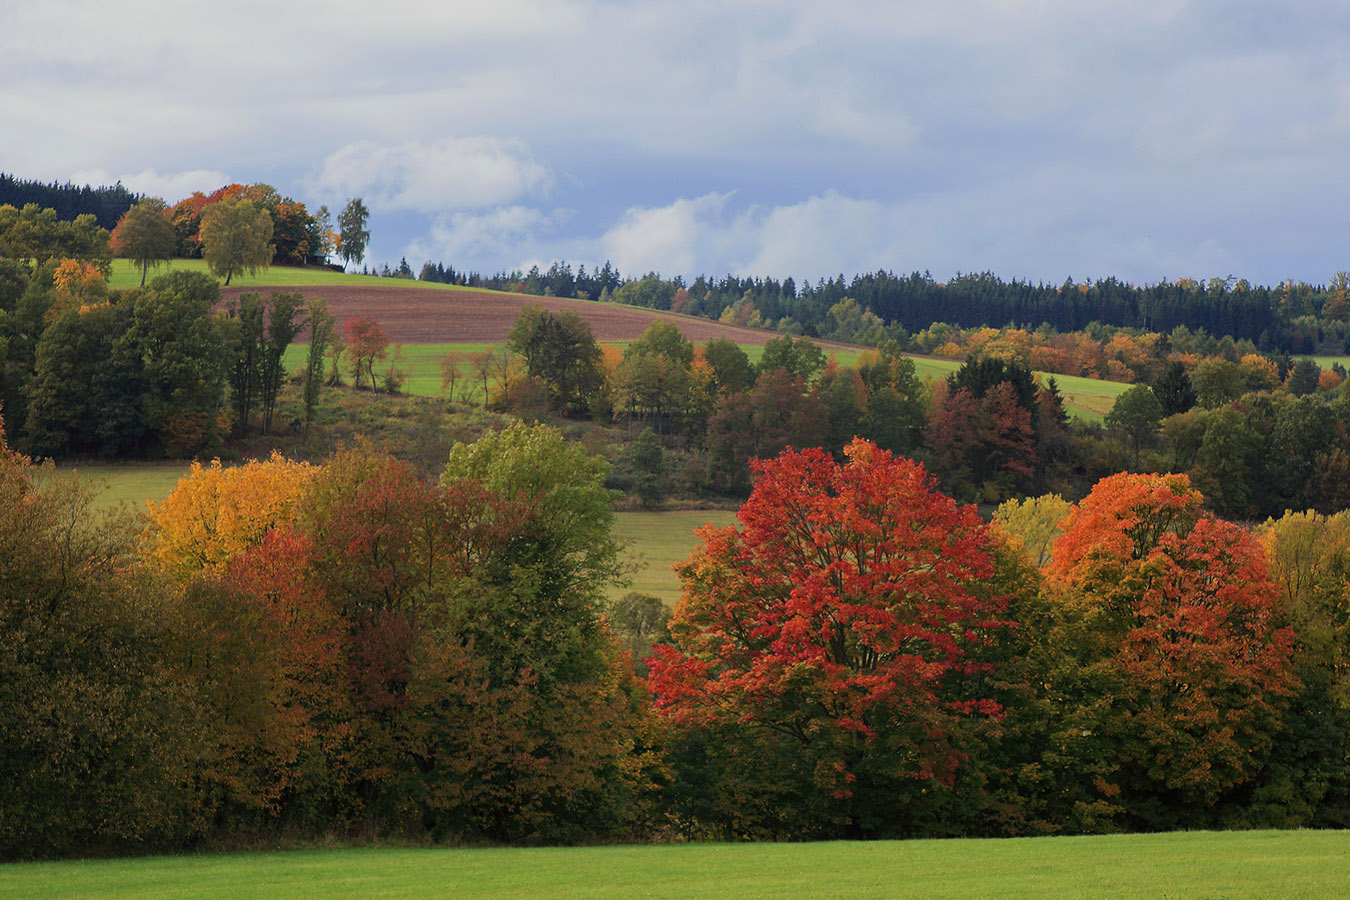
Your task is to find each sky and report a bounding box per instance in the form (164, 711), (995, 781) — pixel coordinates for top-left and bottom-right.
(5, 0), (1350, 288)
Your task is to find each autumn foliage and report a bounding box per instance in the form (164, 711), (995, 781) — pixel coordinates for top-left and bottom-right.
(650, 439), (1007, 836)
(1042, 472), (1298, 828)
(5, 424), (1350, 855)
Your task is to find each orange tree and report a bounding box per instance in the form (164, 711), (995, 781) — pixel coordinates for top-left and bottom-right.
(648, 438), (1009, 838)
(1041, 472), (1297, 830)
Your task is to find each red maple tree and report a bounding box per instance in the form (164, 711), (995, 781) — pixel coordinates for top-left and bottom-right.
(649, 439), (1007, 832)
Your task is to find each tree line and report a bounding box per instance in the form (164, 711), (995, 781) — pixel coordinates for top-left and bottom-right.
(0, 172), (138, 230)
(477, 306), (1350, 518)
(407, 258), (1350, 356)
(2, 421), (1347, 858)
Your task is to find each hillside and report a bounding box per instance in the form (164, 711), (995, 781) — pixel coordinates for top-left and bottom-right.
(220, 281), (858, 349)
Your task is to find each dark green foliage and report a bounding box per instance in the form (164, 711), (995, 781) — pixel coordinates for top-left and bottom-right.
(630, 428), (667, 508)
(304, 297), (335, 425)
(1104, 384), (1164, 467)
(223, 291), (305, 434)
(1288, 358), (1322, 397)
(507, 305), (604, 415)
(117, 272), (227, 456)
(1152, 361), (1197, 415)
(24, 302), (144, 457)
(701, 337), (753, 394)
(0, 458), (206, 859)
(947, 356), (1038, 415)
(0, 172), (137, 230)
(758, 333), (826, 382)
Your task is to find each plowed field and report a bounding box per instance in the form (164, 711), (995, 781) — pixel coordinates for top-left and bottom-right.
(220, 284), (858, 349)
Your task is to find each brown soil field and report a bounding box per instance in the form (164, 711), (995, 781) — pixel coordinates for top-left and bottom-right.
(220, 284), (862, 351)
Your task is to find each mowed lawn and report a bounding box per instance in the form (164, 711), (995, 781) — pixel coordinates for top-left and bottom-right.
(3, 830), (1346, 900)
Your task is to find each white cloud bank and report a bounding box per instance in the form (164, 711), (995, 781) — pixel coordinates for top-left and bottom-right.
(315, 138), (551, 214)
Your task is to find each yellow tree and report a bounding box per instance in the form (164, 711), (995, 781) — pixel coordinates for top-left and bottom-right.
(199, 197), (273, 286)
(146, 452), (315, 576)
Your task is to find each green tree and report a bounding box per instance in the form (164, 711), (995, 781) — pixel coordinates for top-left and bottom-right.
(199, 198), (274, 286)
(1190, 358), (1244, 409)
(117, 271), (228, 456)
(0, 454), (208, 858)
(441, 423), (624, 606)
(994, 492), (1072, 567)
(701, 337), (754, 394)
(759, 333), (826, 382)
(630, 427), (667, 508)
(1152, 361), (1197, 416)
(506, 305), (603, 415)
(303, 297), (334, 426)
(1104, 383), (1165, 468)
(23, 301), (143, 458)
(337, 198), (370, 268)
(606, 592), (670, 678)
(110, 198), (177, 286)
(1287, 358), (1322, 397)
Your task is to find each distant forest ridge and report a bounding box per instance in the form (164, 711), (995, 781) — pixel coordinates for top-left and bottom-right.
(415, 262), (1349, 356)
(6, 171), (1346, 354)
(0, 172), (138, 231)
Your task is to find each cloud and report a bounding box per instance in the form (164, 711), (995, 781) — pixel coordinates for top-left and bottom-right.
(9, 1), (1350, 286)
(404, 206), (555, 271)
(599, 193), (740, 276)
(314, 138), (551, 214)
(66, 168), (229, 201)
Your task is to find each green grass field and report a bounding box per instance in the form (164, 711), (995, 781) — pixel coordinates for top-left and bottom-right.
(612, 509), (738, 603)
(2, 830), (1346, 900)
(111, 259), (1130, 420)
(62, 461), (190, 510)
(106, 259), (473, 292)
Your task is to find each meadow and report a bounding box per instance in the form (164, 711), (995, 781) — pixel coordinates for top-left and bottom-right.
(2, 830), (1346, 900)
(611, 509), (738, 603)
(106, 259), (472, 292)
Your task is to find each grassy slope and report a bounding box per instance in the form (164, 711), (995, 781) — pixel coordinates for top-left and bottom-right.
(113, 258), (1130, 418)
(106, 259), (473, 292)
(611, 509), (738, 603)
(3, 830), (1346, 900)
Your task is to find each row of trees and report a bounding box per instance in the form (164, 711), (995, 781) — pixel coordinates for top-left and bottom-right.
(406, 255), (1350, 355)
(489, 305), (1350, 517)
(154, 187), (370, 277)
(486, 308), (1066, 502)
(0, 424), (656, 857)
(0, 172), (138, 230)
(0, 262), (332, 458)
(5, 423), (1348, 856)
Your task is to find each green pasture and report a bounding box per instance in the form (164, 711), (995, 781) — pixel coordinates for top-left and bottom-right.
(611, 509), (738, 603)
(106, 259), (471, 292)
(62, 461), (188, 510)
(280, 342), (504, 402)
(1043, 371), (1134, 422)
(3, 830), (1346, 900)
(1309, 354), (1350, 370)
